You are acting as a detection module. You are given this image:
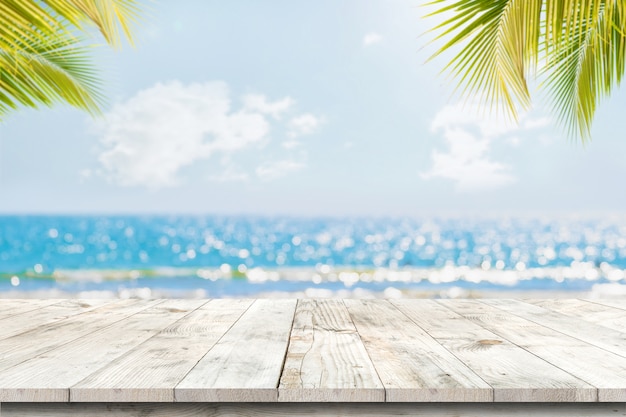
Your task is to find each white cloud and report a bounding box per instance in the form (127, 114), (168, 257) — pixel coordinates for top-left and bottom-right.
(93, 81), (320, 188)
(256, 160), (305, 180)
(287, 113), (322, 138)
(243, 94), (294, 119)
(430, 103), (519, 139)
(422, 103), (551, 191)
(363, 32), (383, 47)
(420, 128), (515, 191)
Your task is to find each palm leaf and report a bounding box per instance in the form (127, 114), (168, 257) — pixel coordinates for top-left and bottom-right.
(0, 35), (102, 118)
(543, 0), (626, 139)
(427, 0), (626, 140)
(427, 0), (543, 118)
(0, 0), (142, 120)
(44, 0), (142, 47)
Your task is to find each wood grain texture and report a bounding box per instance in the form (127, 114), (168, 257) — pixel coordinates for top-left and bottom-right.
(278, 299), (384, 402)
(0, 299), (157, 373)
(482, 299), (626, 359)
(391, 300), (597, 402)
(175, 299), (297, 402)
(2, 402), (626, 417)
(527, 299), (626, 333)
(440, 299), (626, 401)
(0, 299), (60, 320)
(0, 299), (208, 402)
(344, 299), (492, 402)
(71, 299), (252, 402)
(0, 299), (111, 341)
(586, 299), (626, 311)
(3, 299), (626, 406)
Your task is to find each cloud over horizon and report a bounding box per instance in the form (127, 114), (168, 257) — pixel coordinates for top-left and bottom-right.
(92, 81), (321, 188)
(420, 127), (516, 191)
(421, 103), (550, 192)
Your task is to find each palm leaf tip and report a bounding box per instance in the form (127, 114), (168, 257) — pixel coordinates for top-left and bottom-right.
(0, 0), (143, 119)
(426, 0), (626, 141)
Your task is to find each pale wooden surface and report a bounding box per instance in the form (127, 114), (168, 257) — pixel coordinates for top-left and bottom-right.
(0, 299), (60, 320)
(0, 299), (157, 376)
(0, 300), (200, 402)
(278, 299), (384, 402)
(175, 299), (297, 402)
(527, 299), (626, 333)
(441, 299), (626, 401)
(391, 300), (597, 402)
(71, 299), (249, 402)
(344, 299), (492, 402)
(0, 299), (625, 406)
(0, 299), (111, 341)
(482, 299), (626, 359)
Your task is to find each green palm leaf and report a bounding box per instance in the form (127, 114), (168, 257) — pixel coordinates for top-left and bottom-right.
(0, 36), (102, 116)
(427, 0), (626, 140)
(0, 0), (142, 120)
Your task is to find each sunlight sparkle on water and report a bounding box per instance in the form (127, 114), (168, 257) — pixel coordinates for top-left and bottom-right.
(2, 215), (626, 296)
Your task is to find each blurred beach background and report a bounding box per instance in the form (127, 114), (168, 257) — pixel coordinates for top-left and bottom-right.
(1, 215), (626, 299)
(1, 1), (626, 299)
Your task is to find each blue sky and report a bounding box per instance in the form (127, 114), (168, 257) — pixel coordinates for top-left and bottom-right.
(1, 0), (626, 216)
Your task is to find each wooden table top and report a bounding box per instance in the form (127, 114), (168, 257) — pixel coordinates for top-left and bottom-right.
(0, 298), (625, 404)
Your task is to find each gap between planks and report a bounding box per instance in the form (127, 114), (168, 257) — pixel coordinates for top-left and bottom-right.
(2, 402), (626, 417)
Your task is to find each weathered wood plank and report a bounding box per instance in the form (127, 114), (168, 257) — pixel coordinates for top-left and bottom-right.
(527, 299), (626, 333)
(391, 300), (596, 402)
(0, 299), (158, 373)
(278, 299), (384, 402)
(0, 299), (208, 402)
(482, 299), (626, 359)
(175, 299), (297, 402)
(1, 298), (626, 407)
(0, 299), (60, 320)
(2, 402), (626, 417)
(70, 299), (252, 402)
(586, 299), (626, 311)
(441, 299), (626, 401)
(0, 299), (111, 341)
(344, 299), (492, 402)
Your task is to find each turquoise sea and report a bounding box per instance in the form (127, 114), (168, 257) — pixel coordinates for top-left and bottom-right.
(1, 215), (625, 298)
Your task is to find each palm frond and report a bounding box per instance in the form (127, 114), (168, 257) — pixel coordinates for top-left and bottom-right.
(0, 0), (142, 120)
(543, 0), (626, 139)
(0, 35), (103, 119)
(427, 0), (626, 140)
(44, 0), (142, 47)
(0, 1), (68, 54)
(427, 0), (543, 119)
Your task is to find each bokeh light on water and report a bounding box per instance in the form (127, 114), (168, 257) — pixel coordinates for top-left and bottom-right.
(0, 215), (625, 298)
